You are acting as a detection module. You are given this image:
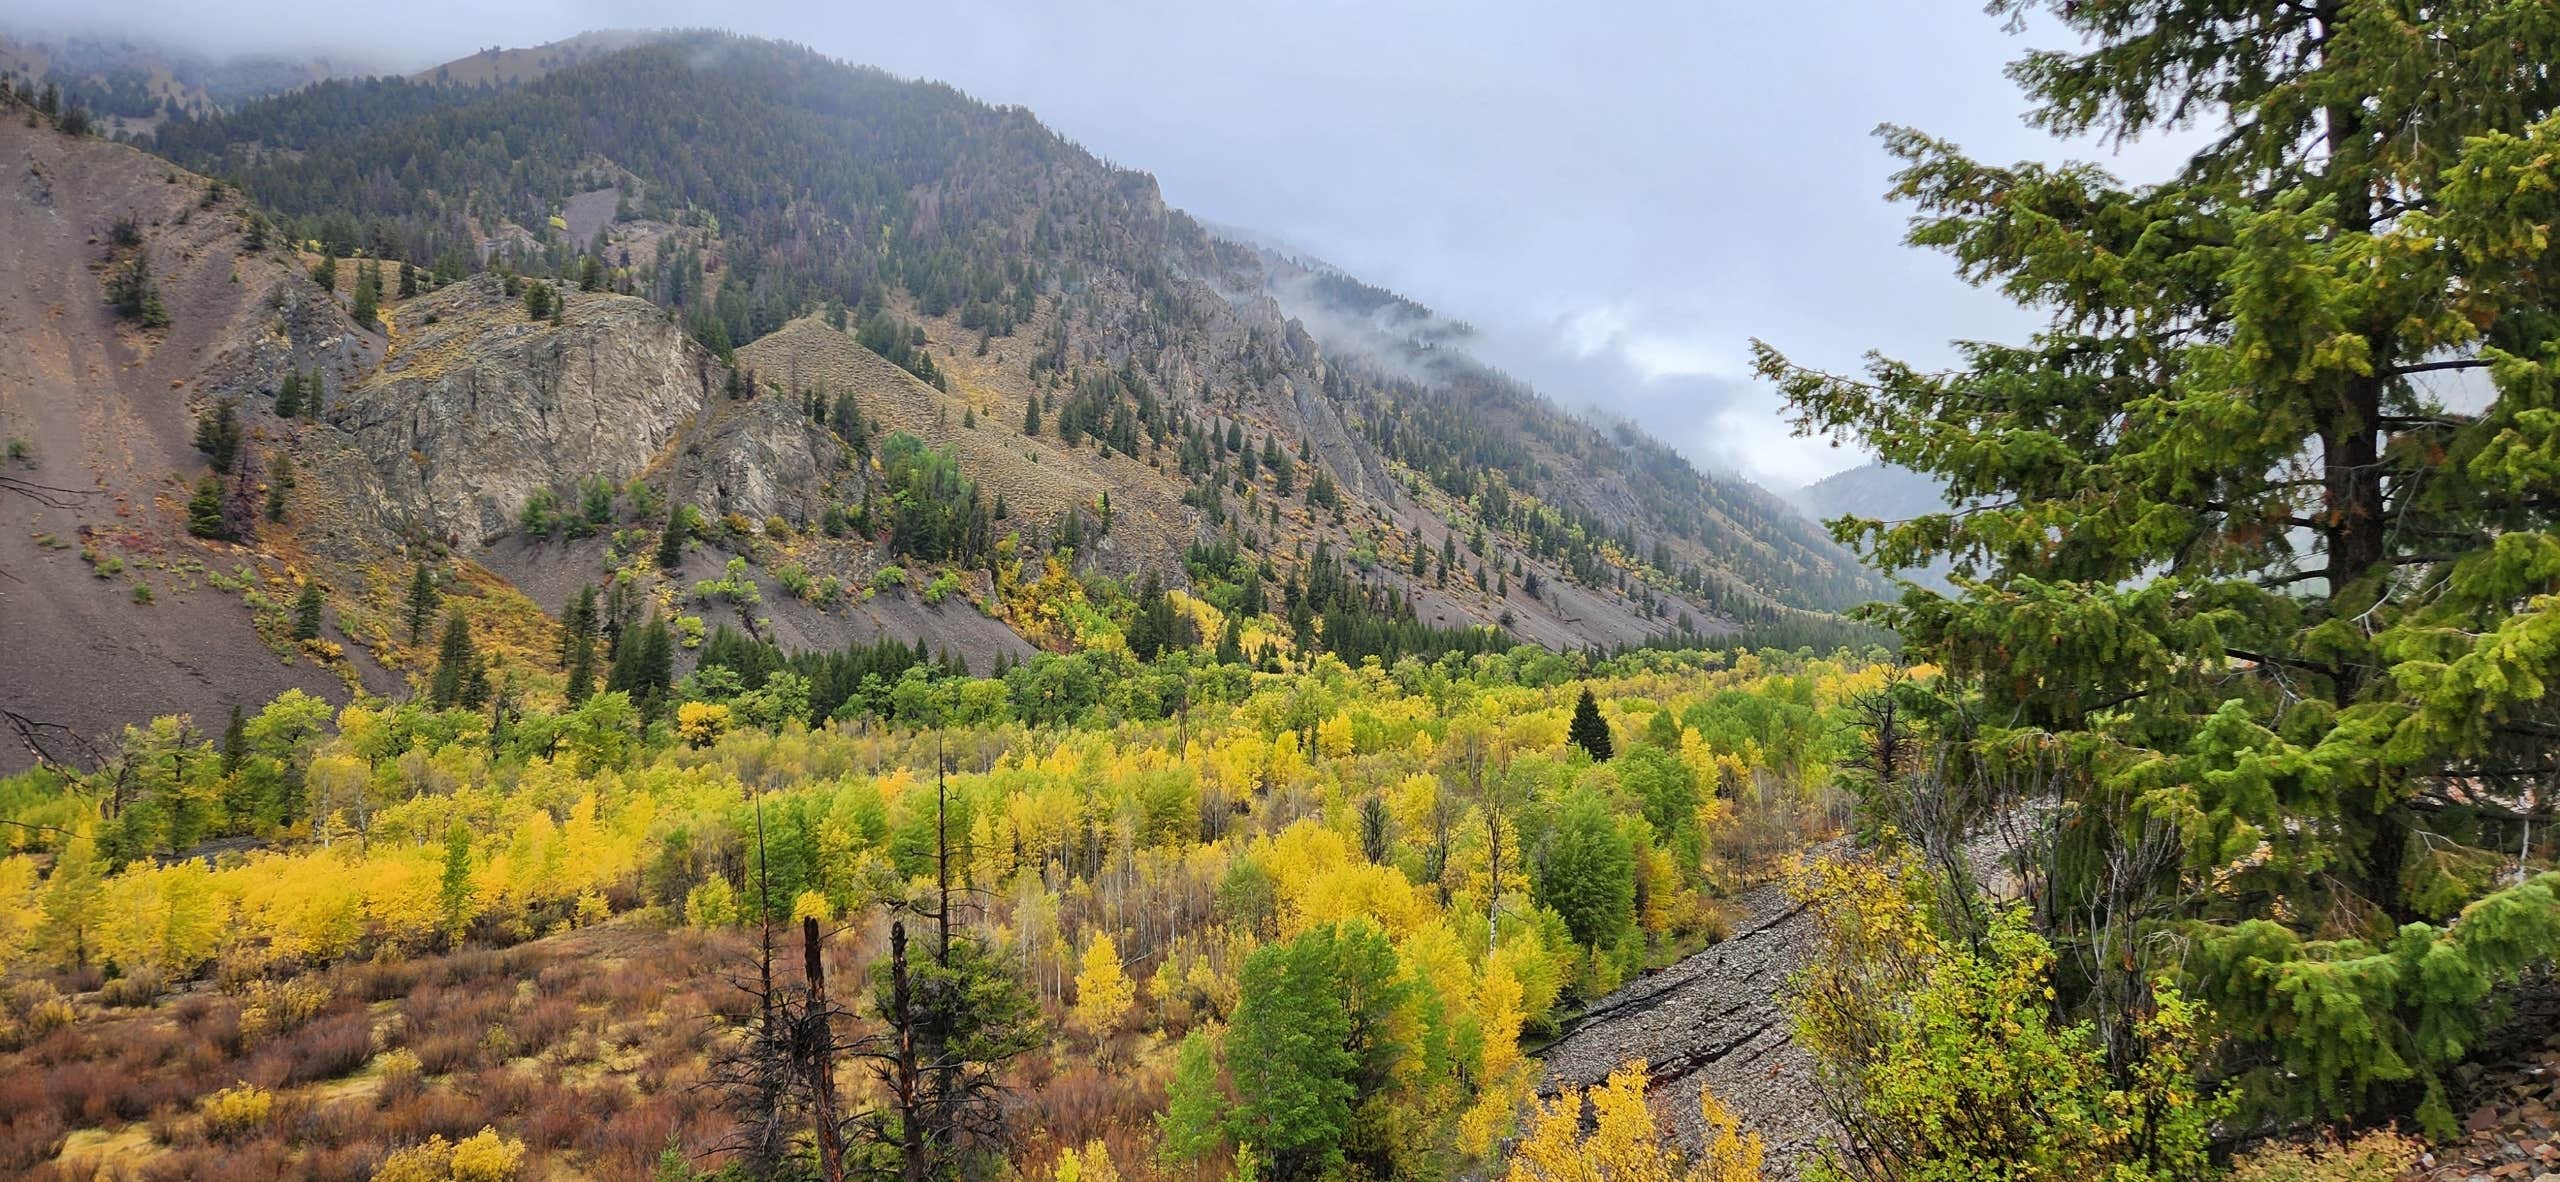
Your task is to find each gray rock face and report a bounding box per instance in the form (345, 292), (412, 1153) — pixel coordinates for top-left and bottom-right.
(335, 274), (719, 547)
(674, 390), (841, 530)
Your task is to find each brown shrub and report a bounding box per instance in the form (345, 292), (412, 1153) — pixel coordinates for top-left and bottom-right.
(0, 1091), (67, 1175)
(370, 1085), (487, 1144)
(511, 996), (582, 1055)
(297, 1143), (384, 1182)
(247, 1011), (373, 1087)
(587, 1091), (690, 1176)
(139, 1139), (296, 1181)
(99, 967), (167, 1007)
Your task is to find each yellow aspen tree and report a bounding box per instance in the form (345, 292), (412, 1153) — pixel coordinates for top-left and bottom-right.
(1072, 930), (1135, 1039)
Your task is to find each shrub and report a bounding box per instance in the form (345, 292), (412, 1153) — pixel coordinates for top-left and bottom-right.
(370, 1134), (455, 1182)
(2228, 1131), (2426, 1182)
(1790, 854), (2226, 1182)
(251, 1011), (372, 1086)
(200, 1084), (274, 1141)
(448, 1126), (526, 1182)
(28, 997), (76, 1036)
(925, 571), (963, 604)
(99, 967), (166, 1008)
(235, 978), (335, 1048)
(871, 565), (908, 593)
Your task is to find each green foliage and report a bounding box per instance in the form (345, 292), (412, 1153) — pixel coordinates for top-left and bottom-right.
(406, 564), (441, 646)
(107, 249), (169, 327)
(429, 611), (489, 711)
(1227, 920), (1411, 1181)
(1532, 788), (1636, 960)
(1566, 687), (1612, 762)
(1754, 0), (2560, 1136)
(876, 432), (989, 563)
(193, 399), (242, 474)
(656, 504), (692, 570)
(1157, 1030), (1227, 1166)
(1793, 858), (2225, 1182)
(290, 581), (325, 641)
(186, 474), (231, 540)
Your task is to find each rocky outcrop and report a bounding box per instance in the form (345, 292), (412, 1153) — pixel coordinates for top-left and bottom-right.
(672, 390), (840, 530)
(334, 275), (720, 547)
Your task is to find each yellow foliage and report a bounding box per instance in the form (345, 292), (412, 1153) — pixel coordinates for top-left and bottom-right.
(1054, 1139), (1120, 1182)
(2227, 1130), (2423, 1182)
(1505, 1061), (1761, 1182)
(95, 860), (227, 976)
(371, 1135), (454, 1182)
(448, 1126), (527, 1182)
(1071, 931), (1135, 1037)
(1316, 714), (1355, 759)
(0, 855), (40, 972)
(678, 700), (732, 748)
(201, 1084), (274, 1141)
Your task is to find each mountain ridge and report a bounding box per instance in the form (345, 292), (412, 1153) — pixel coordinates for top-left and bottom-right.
(2, 30), (1886, 764)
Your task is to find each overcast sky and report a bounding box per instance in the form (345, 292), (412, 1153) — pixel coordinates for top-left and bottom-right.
(4, 0), (2192, 488)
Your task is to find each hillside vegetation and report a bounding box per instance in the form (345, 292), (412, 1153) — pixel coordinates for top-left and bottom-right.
(0, 644), (1880, 1181)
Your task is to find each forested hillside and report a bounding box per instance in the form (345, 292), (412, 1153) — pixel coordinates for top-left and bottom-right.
(7, 5), (2558, 1182)
(147, 31), (1878, 651)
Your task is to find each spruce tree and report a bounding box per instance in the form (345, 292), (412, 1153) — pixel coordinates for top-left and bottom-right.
(273, 369), (303, 419)
(609, 611), (675, 721)
(350, 260), (380, 327)
(428, 611), (479, 710)
(265, 454), (294, 522)
(107, 250), (168, 328)
(290, 581), (325, 640)
(404, 563), (440, 646)
(300, 369), (324, 421)
(656, 504), (690, 569)
(193, 399), (242, 473)
(1754, 0), (2560, 1137)
(1566, 687), (1612, 762)
(186, 474), (229, 540)
(561, 585), (599, 704)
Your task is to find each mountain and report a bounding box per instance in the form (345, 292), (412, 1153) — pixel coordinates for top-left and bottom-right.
(0, 31), (361, 133)
(2, 31), (1884, 763)
(1791, 461), (1954, 592)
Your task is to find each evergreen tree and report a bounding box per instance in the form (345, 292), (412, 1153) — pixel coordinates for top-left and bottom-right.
(1754, 0), (2560, 1137)
(290, 581), (326, 640)
(524, 281), (553, 320)
(310, 252), (336, 292)
(263, 453), (292, 521)
(405, 563), (440, 646)
(1566, 687), (1612, 762)
(428, 611), (480, 710)
(192, 399), (242, 473)
(609, 611), (675, 720)
(438, 824), (473, 947)
(561, 585), (600, 705)
(107, 250), (169, 327)
(1023, 396), (1040, 436)
(218, 704), (247, 779)
(350, 259), (380, 326)
(273, 369), (304, 419)
(657, 504), (690, 569)
(398, 260), (418, 298)
(186, 474), (230, 540)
